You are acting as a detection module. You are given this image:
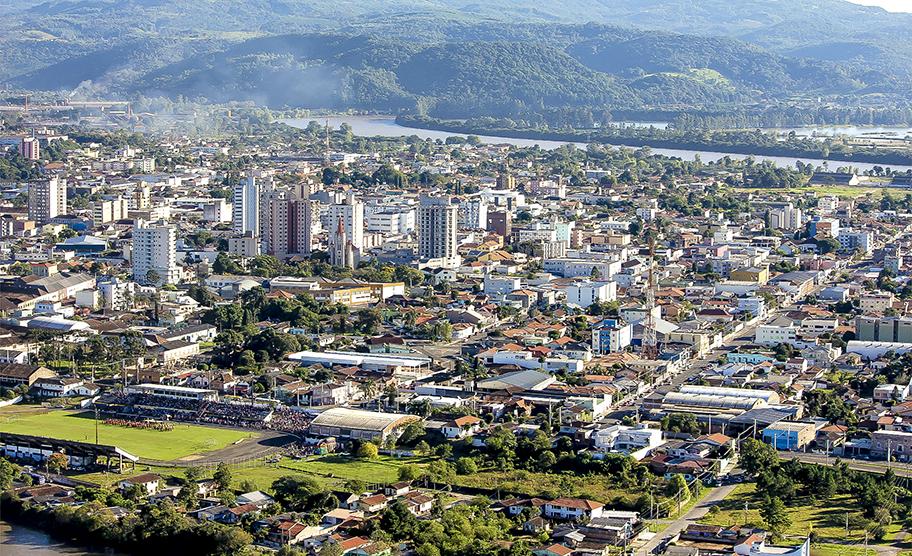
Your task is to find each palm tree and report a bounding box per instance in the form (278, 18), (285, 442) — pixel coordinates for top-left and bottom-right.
(359, 379), (377, 401)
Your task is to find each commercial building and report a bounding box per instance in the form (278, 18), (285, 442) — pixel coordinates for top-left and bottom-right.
(132, 220), (181, 285)
(233, 175), (259, 235)
(367, 210), (414, 234)
(417, 194), (459, 267)
(92, 197), (129, 226)
(566, 280), (618, 308)
(28, 177), (66, 225)
(591, 319), (633, 354)
(762, 421), (815, 450)
(855, 316), (912, 343)
(486, 211), (512, 241)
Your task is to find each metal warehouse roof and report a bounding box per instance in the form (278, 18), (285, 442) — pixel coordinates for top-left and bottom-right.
(310, 408), (419, 433)
(287, 350), (431, 368)
(662, 392), (763, 410)
(476, 369), (556, 391)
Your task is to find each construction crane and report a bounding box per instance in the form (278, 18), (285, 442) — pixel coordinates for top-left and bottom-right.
(642, 238), (658, 359)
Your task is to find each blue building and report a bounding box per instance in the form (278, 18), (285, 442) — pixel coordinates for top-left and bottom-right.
(762, 421), (815, 450)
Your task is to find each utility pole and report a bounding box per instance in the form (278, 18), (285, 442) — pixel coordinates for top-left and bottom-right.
(744, 502), (749, 526)
(845, 513), (849, 540)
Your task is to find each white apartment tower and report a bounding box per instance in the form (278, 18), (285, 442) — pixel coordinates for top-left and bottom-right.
(326, 194), (364, 268)
(132, 220), (181, 285)
(28, 176), (66, 224)
(418, 194), (459, 267)
(233, 175), (260, 236)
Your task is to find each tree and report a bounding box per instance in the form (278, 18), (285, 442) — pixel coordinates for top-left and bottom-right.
(9, 261), (31, 276)
(213, 462), (233, 492)
(357, 443), (379, 460)
(380, 501), (419, 540)
(664, 473), (688, 498)
(415, 440), (431, 456)
(0, 458), (20, 489)
(740, 438), (780, 475)
(184, 466), (206, 483)
(46, 452), (68, 474)
(271, 475), (323, 508)
(455, 457), (478, 475)
(818, 237), (841, 255)
(398, 464), (423, 482)
(145, 269), (161, 285)
(398, 421), (426, 445)
(759, 495), (791, 537)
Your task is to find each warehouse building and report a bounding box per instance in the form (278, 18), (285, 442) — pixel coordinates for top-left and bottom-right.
(308, 408), (420, 441)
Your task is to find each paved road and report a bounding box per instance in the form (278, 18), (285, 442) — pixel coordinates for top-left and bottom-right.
(639, 483), (741, 556)
(781, 452), (912, 478)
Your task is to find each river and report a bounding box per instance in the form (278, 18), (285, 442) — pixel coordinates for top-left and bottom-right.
(278, 115), (912, 173)
(0, 520), (117, 556)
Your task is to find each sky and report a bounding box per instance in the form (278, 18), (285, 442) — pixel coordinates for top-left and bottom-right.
(843, 0), (912, 12)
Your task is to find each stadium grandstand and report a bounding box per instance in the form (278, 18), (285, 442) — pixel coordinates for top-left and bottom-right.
(1, 431), (139, 472)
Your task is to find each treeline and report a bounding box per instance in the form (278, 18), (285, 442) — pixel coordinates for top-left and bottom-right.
(398, 115), (912, 166)
(0, 493), (250, 556)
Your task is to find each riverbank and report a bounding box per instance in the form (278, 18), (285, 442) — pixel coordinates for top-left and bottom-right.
(0, 519), (117, 556)
(396, 114), (912, 167)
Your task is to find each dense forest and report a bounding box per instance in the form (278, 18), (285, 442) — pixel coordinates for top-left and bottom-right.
(6, 30), (910, 128)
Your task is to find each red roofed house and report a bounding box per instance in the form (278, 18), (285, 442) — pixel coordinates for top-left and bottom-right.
(442, 415), (483, 438)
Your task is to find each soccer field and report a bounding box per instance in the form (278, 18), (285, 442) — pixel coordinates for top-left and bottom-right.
(0, 410), (255, 461)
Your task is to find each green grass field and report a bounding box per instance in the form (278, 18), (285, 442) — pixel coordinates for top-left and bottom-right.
(699, 483), (903, 543)
(0, 409), (254, 461)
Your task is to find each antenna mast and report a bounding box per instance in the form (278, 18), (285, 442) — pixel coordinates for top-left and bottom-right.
(643, 239), (658, 359)
(323, 118), (330, 167)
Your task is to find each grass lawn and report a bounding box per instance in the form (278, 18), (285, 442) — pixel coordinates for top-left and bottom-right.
(280, 454), (436, 484)
(699, 483), (903, 544)
(0, 409), (254, 461)
(732, 185), (894, 199)
(811, 543), (877, 556)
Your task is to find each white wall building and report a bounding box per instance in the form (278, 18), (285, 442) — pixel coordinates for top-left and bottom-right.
(132, 221), (181, 285)
(233, 175), (259, 235)
(566, 280), (618, 308)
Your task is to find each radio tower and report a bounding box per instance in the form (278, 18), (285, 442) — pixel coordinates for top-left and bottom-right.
(643, 239), (658, 359)
(323, 118), (331, 167)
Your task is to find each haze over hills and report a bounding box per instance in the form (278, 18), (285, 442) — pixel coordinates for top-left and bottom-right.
(2, 0), (910, 124)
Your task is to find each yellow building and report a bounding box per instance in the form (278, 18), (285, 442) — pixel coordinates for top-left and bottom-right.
(730, 266), (770, 284)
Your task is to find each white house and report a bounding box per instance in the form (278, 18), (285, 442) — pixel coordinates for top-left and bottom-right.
(593, 424), (664, 456)
(118, 473), (161, 496)
(543, 497), (605, 520)
(441, 416), (483, 438)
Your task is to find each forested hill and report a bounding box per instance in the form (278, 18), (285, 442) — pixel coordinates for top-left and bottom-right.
(3, 0), (910, 84)
(6, 29), (907, 122)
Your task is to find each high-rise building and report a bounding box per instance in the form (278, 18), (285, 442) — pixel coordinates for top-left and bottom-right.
(264, 196), (321, 259)
(496, 175), (516, 189)
(132, 220), (181, 285)
(233, 175), (259, 235)
(486, 211), (512, 242)
(19, 138), (39, 160)
(92, 197), (129, 226)
(326, 195), (364, 268)
(418, 194), (459, 267)
(28, 176), (66, 224)
(458, 199), (488, 229)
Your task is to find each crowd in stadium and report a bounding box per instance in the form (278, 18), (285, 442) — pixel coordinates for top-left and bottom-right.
(95, 392), (310, 434)
(103, 418), (175, 431)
